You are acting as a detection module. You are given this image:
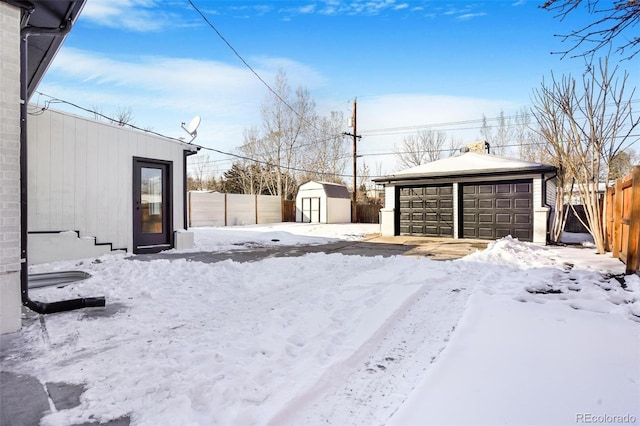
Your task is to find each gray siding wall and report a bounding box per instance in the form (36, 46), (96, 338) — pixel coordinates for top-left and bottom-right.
(27, 108), (190, 252)
(0, 2), (22, 333)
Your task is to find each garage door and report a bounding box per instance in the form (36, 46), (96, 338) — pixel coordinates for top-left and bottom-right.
(461, 180), (533, 241)
(398, 185), (453, 237)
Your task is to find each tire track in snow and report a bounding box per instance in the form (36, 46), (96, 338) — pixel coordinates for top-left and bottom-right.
(269, 266), (480, 426)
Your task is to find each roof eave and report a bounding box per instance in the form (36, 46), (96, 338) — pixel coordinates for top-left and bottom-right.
(373, 165), (558, 184)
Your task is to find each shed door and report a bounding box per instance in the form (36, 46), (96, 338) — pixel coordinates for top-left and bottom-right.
(301, 197), (321, 223)
(398, 185), (453, 237)
(461, 180), (533, 241)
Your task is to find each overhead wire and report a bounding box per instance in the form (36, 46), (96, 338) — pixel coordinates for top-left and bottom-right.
(187, 0), (326, 136)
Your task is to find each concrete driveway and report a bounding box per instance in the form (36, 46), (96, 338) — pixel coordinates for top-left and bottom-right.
(133, 234), (489, 263)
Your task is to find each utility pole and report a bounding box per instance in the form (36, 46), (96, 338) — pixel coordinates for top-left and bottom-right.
(343, 98), (361, 223)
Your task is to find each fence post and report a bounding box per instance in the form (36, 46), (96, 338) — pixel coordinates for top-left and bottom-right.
(613, 178), (623, 259)
(604, 187), (612, 252)
(626, 166), (640, 274)
(224, 193), (228, 226)
(255, 194), (258, 225)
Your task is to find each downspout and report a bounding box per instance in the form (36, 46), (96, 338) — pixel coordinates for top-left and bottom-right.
(183, 147), (199, 229)
(543, 170), (559, 244)
(16, 1), (105, 314)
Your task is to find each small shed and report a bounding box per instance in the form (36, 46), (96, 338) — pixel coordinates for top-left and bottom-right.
(295, 181), (351, 223)
(373, 152), (558, 244)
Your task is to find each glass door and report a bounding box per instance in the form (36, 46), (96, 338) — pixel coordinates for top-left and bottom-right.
(133, 158), (172, 253)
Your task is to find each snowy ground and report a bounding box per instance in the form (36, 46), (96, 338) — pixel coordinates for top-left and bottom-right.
(2, 223), (639, 426)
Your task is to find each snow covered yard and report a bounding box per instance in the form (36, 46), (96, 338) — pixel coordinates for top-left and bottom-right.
(2, 223), (639, 426)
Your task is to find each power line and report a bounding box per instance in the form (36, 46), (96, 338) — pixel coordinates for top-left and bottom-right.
(188, 0), (323, 135)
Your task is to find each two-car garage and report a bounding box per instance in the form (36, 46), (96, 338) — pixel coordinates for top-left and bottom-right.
(376, 152), (557, 244)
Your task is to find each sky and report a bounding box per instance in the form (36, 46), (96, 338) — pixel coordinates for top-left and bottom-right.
(3, 223), (639, 425)
(34, 0), (640, 178)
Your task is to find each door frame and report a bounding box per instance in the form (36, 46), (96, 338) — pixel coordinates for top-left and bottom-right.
(301, 197), (321, 223)
(132, 157), (174, 254)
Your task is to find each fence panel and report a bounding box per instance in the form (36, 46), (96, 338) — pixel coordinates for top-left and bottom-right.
(188, 192), (285, 227)
(257, 195), (282, 224)
(188, 192), (225, 227)
(282, 200), (296, 222)
(356, 204), (382, 224)
(605, 166), (640, 275)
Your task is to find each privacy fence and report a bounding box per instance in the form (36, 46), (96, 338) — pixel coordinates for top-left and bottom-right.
(189, 192), (382, 226)
(605, 166), (640, 275)
(188, 192), (283, 227)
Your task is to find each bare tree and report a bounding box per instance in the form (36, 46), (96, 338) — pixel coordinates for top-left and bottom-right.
(394, 129), (447, 168)
(480, 111), (514, 156)
(357, 162), (371, 203)
(541, 0), (640, 60)
(187, 153), (213, 191)
(240, 70), (347, 199)
(531, 57), (639, 252)
(448, 135), (464, 157)
(300, 111), (349, 183)
(112, 106), (134, 127)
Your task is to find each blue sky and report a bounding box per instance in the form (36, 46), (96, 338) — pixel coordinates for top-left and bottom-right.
(36, 0), (638, 176)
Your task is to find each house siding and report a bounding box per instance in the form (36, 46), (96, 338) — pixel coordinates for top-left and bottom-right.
(0, 2), (22, 333)
(27, 108), (191, 254)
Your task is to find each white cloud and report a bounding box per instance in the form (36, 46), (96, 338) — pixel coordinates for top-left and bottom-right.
(38, 48), (331, 163)
(457, 12), (487, 21)
(38, 50), (522, 177)
(81, 0), (176, 32)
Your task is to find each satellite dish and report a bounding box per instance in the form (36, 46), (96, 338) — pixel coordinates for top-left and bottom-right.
(180, 115), (201, 142)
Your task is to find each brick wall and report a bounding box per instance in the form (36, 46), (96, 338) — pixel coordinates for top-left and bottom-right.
(0, 2), (22, 333)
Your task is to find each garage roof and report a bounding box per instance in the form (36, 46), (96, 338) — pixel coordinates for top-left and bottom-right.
(374, 152), (556, 183)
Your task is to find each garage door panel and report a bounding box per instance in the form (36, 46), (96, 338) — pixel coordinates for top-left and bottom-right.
(463, 199), (476, 209)
(495, 228), (512, 238)
(478, 199), (493, 209)
(496, 184), (511, 193)
(496, 213), (512, 224)
(496, 199), (511, 209)
(398, 184), (454, 237)
(478, 227), (494, 239)
(461, 180), (533, 242)
(478, 213), (494, 223)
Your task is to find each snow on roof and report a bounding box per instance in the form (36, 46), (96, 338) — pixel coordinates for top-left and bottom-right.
(378, 152), (555, 180)
(299, 181), (350, 198)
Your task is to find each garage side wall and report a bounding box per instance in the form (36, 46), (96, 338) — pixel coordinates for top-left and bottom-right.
(27, 108), (188, 252)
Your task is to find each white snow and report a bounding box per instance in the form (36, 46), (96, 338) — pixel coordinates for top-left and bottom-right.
(392, 152), (549, 176)
(3, 224), (638, 426)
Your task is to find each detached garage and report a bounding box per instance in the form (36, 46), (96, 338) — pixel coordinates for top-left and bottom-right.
(374, 152), (557, 244)
(295, 181), (351, 223)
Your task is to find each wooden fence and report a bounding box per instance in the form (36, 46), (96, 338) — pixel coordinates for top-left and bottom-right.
(356, 203), (382, 224)
(282, 200), (296, 222)
(605, 166), (640, 275)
